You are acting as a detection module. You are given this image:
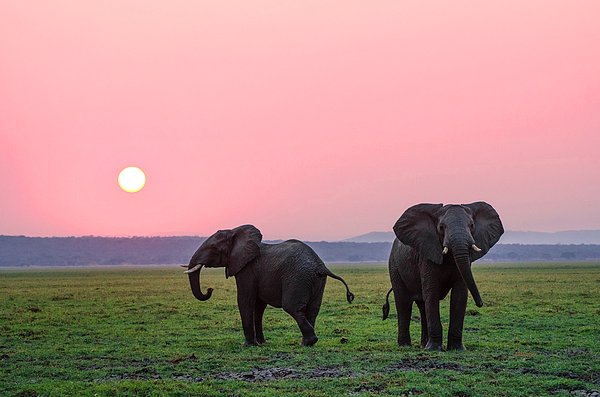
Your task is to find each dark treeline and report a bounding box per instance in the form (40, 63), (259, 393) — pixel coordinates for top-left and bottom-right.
(1, 236), (600, 267)
(0, 236), (205, 267)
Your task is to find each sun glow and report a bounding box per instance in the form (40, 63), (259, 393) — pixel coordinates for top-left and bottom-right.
(118, 167), (146, 193)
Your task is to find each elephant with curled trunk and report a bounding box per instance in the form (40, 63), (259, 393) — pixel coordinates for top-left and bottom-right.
(184, 225), (354, 346)
(382, 202), (503, 351)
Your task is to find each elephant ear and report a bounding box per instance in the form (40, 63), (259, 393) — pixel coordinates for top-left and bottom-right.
(393, 203), (444, 264)
(226, 225), (263, 278)
(463, 202), (504, 261)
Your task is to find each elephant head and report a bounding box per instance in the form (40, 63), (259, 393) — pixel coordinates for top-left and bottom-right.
(393, 202), (503, 307)
(184, 225), (263, 301)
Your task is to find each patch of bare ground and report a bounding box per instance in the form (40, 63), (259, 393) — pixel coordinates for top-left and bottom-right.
(213, 365), (356, 382)
(552, 390), (599, 397)
(387, 357), (466, 372)
(388, 356), (599, 391)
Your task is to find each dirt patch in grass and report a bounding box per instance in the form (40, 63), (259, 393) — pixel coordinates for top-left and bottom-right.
(93, 361), (355, 383)
(172, 374), (205, 382)
(103, 371), (162, 381)
(388, 357), (466, 372)
(167, 353), (197, 364)
(552, 390), (600, 397)
(214, 367), (298, 382)
(510, 366), (599, 386)
(564, 348), (593, 358)
(308, 366), (355, 378)
(213, 366), (356, 382)
(570, 390), (600, 397)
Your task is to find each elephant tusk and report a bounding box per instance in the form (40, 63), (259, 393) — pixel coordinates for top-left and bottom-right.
(472, 244), (482, 252)
(442, 246), (449, 255)
(184, 264), (203, 274)
(179, 264), (188, 268)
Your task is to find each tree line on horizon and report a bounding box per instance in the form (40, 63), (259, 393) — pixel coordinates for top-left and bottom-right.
(1, 236), (600, 267)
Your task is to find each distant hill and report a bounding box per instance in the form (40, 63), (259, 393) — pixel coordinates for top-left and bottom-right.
(342, 232), (395, 243)
(343, 230), (600, 245)
(500, 230), (600, 244)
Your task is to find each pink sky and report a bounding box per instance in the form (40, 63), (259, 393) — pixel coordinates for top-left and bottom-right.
(1, 1), (600, 240)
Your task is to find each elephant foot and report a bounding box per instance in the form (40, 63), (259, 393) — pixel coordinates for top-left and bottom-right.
(301, 335), (318, 347)
(397, 338), (412, 347)
(425, 341), (443, 351)
(447, 343), (466, 351)
(244, 340), (258, 347)
(256, 337), (266, 345)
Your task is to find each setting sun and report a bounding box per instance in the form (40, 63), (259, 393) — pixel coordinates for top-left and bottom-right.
(118, 167), (146, 193)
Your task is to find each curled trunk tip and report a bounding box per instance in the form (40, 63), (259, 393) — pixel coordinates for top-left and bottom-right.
(187, 263), (213, 301)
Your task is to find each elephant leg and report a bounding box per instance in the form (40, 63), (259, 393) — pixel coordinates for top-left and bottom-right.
(394, 286), (413, 346)
(254, 300), (267, 345)
(236, 289), (257, 346)
(416, 300), (428, 348)
(447, 283), (468, 351)
(282, 290), (318, 346)
(422, 275), (443, 351)
(291, 310), (318, 346)
(306, 278), (326, 327)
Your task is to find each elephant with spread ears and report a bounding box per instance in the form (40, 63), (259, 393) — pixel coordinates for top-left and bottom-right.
(383, 202), (503, 351)
(184, 225), (355, 347)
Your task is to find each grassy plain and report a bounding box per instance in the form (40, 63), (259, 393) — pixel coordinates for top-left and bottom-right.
(1, 262), (599, 396)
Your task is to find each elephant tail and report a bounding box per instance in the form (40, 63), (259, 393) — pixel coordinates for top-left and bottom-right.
(323, 269), (355, 303)
(382, 288), (393, 320)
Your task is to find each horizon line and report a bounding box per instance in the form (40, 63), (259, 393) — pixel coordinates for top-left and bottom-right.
(3, 228), (600, 241)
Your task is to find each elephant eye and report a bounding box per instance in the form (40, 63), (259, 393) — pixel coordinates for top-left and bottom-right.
(469, 222), (475, 230)
(438, 224), (445, 233)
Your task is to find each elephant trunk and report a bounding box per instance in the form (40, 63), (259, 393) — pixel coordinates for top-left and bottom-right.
(452, 247), (483, 307)
(187, 263), (213, 301)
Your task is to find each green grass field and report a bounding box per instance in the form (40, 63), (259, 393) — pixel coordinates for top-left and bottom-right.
(1, 263), (599, 396)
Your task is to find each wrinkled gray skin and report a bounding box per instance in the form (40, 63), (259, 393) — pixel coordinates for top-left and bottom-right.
(186, 225), (354, 347)
(383, 202), (503, 351)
